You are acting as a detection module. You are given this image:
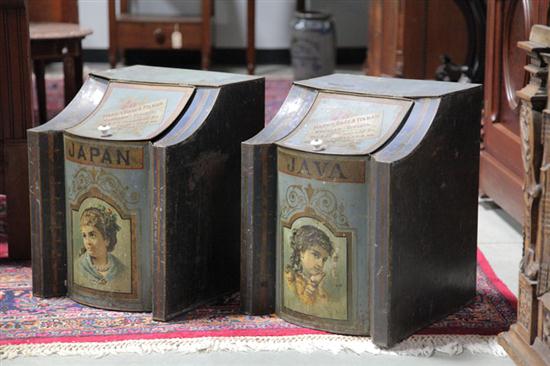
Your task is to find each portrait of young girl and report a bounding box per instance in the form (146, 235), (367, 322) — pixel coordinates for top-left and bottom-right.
(73, 202), (131, 293)
(283, 221), (348, 320)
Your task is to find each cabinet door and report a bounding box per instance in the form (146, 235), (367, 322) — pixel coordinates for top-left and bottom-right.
(480, 0), (549, 222)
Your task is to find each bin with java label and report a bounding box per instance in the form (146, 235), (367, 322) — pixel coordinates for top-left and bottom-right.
(241, 74), (482, 347)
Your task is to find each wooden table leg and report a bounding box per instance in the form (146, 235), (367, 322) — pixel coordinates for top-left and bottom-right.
(63, 48), (77, 106)
(247, 0), (255, 75)
(33, 59), (47, 124)
(201, 0), (212, 70)
(108, 0), (118, 68)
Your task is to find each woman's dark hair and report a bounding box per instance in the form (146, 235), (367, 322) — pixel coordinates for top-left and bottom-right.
(80, 206), (121, 252)
(287, 225), (334, 274)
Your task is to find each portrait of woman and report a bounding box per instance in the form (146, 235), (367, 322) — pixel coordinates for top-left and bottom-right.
(283, 220), (348, 320)
(285, 224), (335, 306)
(75, 205), (129, 292)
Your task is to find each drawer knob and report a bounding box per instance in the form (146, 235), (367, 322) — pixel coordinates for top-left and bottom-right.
(154, 28), (166, 45)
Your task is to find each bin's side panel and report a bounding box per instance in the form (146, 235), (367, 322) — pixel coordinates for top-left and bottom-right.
(154, 80), (265, 321)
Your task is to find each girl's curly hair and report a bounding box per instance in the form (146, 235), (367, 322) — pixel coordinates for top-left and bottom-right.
(286, 225), (334, 274)
(80, 206), (121, 252)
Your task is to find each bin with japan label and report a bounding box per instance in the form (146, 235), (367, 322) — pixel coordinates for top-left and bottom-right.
(28, 65), (264, 319)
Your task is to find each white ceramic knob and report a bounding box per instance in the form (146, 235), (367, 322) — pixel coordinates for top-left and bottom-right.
(310, 138), (324, 151)
(97, 124), (112, 137)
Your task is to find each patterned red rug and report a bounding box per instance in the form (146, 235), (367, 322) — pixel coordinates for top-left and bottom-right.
(0, 250), (515, 358)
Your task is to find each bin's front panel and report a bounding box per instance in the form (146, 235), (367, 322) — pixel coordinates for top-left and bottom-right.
(276, 147), (369, 334)
(64, 134), (151, 311)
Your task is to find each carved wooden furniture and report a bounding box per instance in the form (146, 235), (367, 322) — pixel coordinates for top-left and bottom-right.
(0, 0), (33, 260)
(479, 1), (550, 222)
(108, 0), (212, 69)
(498, 24), (550, 365)
(367, 0), (485, 82)
(29, 23), (92, 124)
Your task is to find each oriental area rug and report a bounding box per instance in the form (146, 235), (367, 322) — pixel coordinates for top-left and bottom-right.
(0, 250), (516, 359)
(0, 77), (516, 359)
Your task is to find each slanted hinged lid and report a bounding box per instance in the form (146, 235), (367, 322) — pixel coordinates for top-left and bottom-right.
(66, 82), (194, 141)
(92, 65), (261, 87)
(277, 92), (413, 155)
(295, 73), (479, 98)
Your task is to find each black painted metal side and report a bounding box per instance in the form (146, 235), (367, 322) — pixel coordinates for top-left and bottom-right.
(371, 87), (482, 347)
(152, 79), (265, 321)
(240, 143), (277, 314)
(28, 130), (67, 297)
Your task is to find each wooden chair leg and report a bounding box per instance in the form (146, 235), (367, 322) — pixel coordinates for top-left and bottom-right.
(74, 49), (84, 90)
(33, 59), (47, 124)
(201, 49), (211, 70)
(108, 48), (118, 68)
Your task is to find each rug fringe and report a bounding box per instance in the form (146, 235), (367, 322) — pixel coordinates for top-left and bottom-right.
(0, 334), (507, 359)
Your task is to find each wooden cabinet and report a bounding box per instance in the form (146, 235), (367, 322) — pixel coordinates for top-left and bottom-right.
(108, 0), (212, 69)
(479, 0), (550, 223)
(367, 0), (485, 82)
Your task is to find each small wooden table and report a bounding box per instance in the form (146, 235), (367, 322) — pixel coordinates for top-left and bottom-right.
(29, 22), (92, 123)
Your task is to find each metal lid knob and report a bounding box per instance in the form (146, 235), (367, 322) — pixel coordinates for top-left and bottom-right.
(97, 124), (112, 137)
(310, 138), (325, 151)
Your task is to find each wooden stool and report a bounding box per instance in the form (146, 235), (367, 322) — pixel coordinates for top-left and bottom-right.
(29, 22), (92, 123)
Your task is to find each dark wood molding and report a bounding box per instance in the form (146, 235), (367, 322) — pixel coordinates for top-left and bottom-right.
(0, 0), (33, 259)
(105, 48), (367, 68)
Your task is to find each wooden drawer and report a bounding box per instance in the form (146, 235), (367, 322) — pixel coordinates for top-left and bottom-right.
(116, 17), (203, 50)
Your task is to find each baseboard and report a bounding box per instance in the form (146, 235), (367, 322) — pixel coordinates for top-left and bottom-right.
(82, 49), (109, 63)
(83, 48), (367, 66)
